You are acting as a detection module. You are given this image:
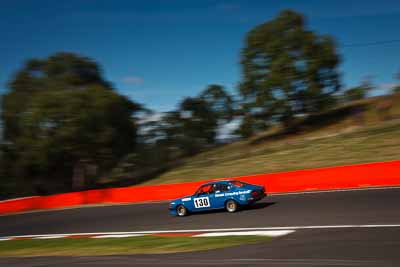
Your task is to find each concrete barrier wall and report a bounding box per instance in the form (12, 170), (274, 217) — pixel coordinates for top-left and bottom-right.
(1, 160), (399, 214)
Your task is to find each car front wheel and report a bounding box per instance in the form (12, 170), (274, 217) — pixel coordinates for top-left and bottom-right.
(225, 200), (238, 213)
(176, 205), (188, 217)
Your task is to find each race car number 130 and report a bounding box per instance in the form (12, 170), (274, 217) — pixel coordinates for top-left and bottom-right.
(194, 197), (210, 208)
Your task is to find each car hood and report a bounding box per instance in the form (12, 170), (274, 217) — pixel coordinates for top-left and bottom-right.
(170, 195), (193, 204)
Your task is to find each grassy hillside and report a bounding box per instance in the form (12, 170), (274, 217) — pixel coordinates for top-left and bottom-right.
(143, 93), (400, 185)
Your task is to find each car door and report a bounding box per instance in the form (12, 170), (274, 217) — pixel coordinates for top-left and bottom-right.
(192, 184), (216, 211)
(213, 183), (230, 208)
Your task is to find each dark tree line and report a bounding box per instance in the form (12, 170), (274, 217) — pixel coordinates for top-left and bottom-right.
(0, 10), (396, 198)
(0, 53), (142, 196)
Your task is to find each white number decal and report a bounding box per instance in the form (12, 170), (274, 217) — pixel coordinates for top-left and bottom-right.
(194, 197), (210, 208)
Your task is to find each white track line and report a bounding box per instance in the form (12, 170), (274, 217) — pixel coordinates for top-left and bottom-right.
(91, 234), (146, 238)
(195, 230), (295, 237)
(34, 235), (67, 239)
(3, 224), (400, 240)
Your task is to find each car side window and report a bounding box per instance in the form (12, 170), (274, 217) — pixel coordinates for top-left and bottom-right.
(209, 184), (219, 194)
(215, 184), (229, 192)
(196, 184), (213, 195)
(221, 184), (230, 192)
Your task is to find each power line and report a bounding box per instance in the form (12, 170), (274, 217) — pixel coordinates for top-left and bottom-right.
(342, 39), (400, 48)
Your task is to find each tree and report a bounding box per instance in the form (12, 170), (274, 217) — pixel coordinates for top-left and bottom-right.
(1, 52), (141, 194)
(2, 52), (112, 141)
(239, 10), (341, 131)
(234, 115), (254, 138)
(178, 97), (218, 155)
(144, 96), (219, 157)
(344, 78), (373, 102)
(139, 111), (185, 159)
(199, 84), (234, 123)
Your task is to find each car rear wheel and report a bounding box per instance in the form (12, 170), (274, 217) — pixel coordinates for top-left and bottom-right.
(225, 200), (238, 213)
(176, 205), (188, 217)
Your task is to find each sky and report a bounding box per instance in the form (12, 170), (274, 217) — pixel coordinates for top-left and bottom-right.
(1, 0), (400, 112)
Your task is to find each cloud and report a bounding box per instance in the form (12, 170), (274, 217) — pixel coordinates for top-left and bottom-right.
(122, 76), (144, 85)
(139, 112), (165, 124)
(218, 118), (241, 139)
(380, 83), (398, 90)
(368, 83), (399, 96)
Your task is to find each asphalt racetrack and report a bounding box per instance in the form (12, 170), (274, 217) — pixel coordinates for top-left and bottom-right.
(1, 187), (400, 266)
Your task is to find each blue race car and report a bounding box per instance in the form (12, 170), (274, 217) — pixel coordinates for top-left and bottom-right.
(168, 180), (266, 216)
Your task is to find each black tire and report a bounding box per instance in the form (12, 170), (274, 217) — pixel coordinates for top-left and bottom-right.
(176, 205), (188, 217)
(225, 199), (238, 213)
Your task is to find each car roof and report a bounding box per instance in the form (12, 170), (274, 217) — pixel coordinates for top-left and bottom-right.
(201, 180), (238, 186)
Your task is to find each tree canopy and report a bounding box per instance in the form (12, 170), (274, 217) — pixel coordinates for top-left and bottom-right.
(344, 77), (374, 102)
(240, 10), (341, 131)
(199, 84), (234, 123)
(1, 53), (141, 194)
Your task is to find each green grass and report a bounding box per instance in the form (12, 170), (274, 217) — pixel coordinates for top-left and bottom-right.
(0, 236), (272, 257)
(143, 94), (400, 185)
